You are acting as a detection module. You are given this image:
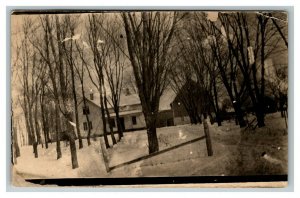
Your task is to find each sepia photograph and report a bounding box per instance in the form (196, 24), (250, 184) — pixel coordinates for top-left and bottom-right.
(10, 10), (288, 187)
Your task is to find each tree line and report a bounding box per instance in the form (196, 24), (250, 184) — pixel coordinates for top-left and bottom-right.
(11, 11), (288, 169)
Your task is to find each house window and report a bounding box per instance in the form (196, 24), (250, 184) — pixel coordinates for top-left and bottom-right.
(83, 122), (88, 130)
(132, 116), (137, 125)
(90, 93), (94, 100)
(109, 118), (116, 128)
(83, 106), (90, 115)
(89, 121), (93, 130)
(83, 121), (93, 130)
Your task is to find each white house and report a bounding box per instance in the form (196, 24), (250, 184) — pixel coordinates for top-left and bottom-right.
(77, 92), (104, 138)
(77, 88), (177, 137)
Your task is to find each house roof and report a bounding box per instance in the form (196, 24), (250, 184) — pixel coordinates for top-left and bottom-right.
(159, 88), (177, 111)
(118, 94), (141, 107)
(84, 88), (176, 111)
(105, 109), (142, 117)
(84, 93), (140, 108)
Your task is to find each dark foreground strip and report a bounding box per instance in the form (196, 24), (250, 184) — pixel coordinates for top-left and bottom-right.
(26, 175), (287, 186)
(109, 135), (206, 171)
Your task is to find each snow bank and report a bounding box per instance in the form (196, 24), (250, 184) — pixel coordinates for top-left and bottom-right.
(13, 113), (288, 180)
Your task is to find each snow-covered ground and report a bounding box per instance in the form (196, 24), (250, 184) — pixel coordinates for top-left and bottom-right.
(13, 112), (288, 182)
(107, 124), (203, 167)
(14, 124), (205, 179)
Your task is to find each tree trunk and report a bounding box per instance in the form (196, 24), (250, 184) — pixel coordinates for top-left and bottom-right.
(54, 102), (62, 159)
(13, 126), (20, 158)
(230, 98), (246, 128)
(203, 116), (213, 156)
(72, 97), (83, 149)
(34, 101), (43, 148)
(225, 27), (260, 129)
(279, 93), (285, 118)
(104, 95), (117, 145)
(69, 133), (79, 169)
(46, 125), (51, 145)
(115, 111), (124, 141)
(40, 98), (49, 149)
(74, 104), (83, 149)
(184, 105), (199, 125)
(43, 129), (48, 149)
(47, 107), (54, 144)
(212, 79), (222, 126)
(81, 85), (92, 146)
(216, 114), (222, 126)
(44, 16), (61, 158)
(66, 113), (79, 169)
(233, 102), (246, 128)
(216, 61), (246, 128)
(196, 113), (202, 124)
(99, 91), (110, 149)
(99, 136), (110, 173)
(179, 96), (198, 125)
(232, 77), (246, 128)
(68, 40), (83, 149)
(33, 142), (38, 158)
(28, 104), (38, 158)
(85, 105), (92, 146)
(257, 17), (266, 128)
(146, 114), (159, 154)
(23, 102), (33, 145)
(256, 104), (265, 127)
(12, 116), (17, 164)
(189, 114), (198, 125)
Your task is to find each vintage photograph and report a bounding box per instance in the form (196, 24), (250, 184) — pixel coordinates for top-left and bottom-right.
(10, 10), (288, 186)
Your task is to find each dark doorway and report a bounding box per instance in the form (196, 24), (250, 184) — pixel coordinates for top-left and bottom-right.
(120, 117), (125, 131)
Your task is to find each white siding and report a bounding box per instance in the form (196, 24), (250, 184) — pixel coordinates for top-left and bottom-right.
(77, 100), (104, 138)
(124, 113), (146, 130)
(107, 112), (146, 131)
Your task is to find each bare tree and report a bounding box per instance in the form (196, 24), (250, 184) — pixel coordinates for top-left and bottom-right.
(52, 15), (79, 168)
(60, 15), (84, 149)
(39, 77), (50, 149)
(17, 18), (42, 157)
(11, 44), (21, 160)
(86, 14), (117, 148)
(219, 12), (285, 127)
(266, 63), (288, 117)
(102, 19), (127, 141)
(263, 12), (288, 48)
(35, 15), (63, 159)
(122, 12), (181, 153)
(11, 100), (21, 163)
(31, 15), (79, 168)
(187, 13), (247, 127)
(74, 40), (94, 145)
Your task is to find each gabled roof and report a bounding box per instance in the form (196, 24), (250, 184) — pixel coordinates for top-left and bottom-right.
(84, 93), (141, 108)
(118, 94), (140, 107)
(82, 88), (176, 111)
(159, 88), (177, 111)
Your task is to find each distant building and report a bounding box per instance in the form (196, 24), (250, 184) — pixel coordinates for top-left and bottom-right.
(169, 80), (205, 125)
(105, 94), (146, 132)
(170, 97), (191, 126)
(77, 88), (177, 136)
(157, 89), (177, 127)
